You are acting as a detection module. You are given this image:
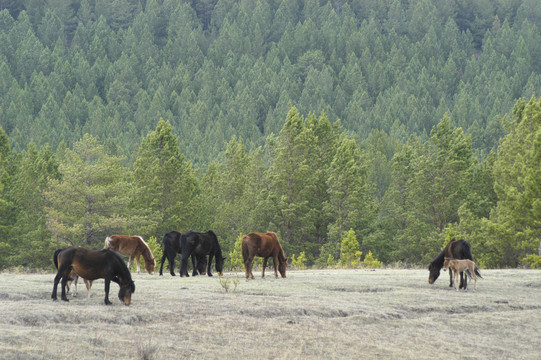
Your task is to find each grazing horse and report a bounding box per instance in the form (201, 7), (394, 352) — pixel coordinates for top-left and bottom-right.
(159, 231), (206, 276)
(428, 238), (481, 289)
(443, 257), (483, 291)
(52, 246), (135, 305)
(242, 232), (288, 279)
(179, 231), (225, 277)
(53, 248), (93, 299)
(105, 235), (156, 274)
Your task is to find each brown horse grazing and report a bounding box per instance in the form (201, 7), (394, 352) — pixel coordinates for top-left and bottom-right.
(428, 238), (481, 290)
(105, 235), (156, 274)
(242, 232), (288, 279)
(443, 257), (483, 291)
(53, 248), (93, 299)
(52, 246), (135, 305)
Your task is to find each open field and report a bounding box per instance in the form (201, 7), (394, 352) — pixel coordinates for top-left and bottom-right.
(0, 269), (540, 359)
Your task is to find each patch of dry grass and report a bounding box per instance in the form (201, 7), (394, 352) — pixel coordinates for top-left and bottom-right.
(0, 269), (540, 359)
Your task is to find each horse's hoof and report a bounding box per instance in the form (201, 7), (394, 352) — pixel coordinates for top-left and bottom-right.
(105, 301), (112, 305)
(62, 298), (69, 302)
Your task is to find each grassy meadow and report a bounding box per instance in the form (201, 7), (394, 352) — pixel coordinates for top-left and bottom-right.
(0, 268), (540, 359)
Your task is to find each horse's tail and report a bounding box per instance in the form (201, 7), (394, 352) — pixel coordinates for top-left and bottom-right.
(179, 232), (189, 254)
(241, 235), (249, 262)
(465, 266), (483, 279)
(53, 248), (63, 269)
(474, 266), (483, 279)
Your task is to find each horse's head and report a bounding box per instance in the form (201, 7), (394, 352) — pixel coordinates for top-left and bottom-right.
(279, 257), (288, 278)
(443, 257), (451, 270)
(118, 281), (135, 306)
(428, 262), (440, 284)
(216, 256), (225, 276)
(145, 257), (156, 275)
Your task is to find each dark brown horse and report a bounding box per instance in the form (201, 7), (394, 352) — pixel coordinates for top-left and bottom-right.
(242, 232), (288, 279)
(105, 235), (156, 274)
(428, 238), (480, 289)
(52, 246), (135, 305)
(53, 248), (93, 299)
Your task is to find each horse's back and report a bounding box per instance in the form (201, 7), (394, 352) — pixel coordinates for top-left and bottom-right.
(61, 247), (124, 280)
(106, 235), (143, 255)
(448, 239), (473, 260)
(242, 232), (280, 257)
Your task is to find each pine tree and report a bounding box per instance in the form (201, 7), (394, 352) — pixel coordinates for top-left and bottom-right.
(133, 119), (199, 239)
(486, 97), (541, 266)
(9, 142), (60, 268)
(45, 134), (134, 247)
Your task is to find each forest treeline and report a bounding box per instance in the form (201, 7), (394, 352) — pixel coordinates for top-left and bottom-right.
(0, 0), (541, 270)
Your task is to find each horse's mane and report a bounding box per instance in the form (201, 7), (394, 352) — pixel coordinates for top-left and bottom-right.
(430, 238), (458, 269)
(266, 232), (286, 261)
(207, 230), (223, 256)
(102, 249), (133, 281)
(137, 236), (155, 264)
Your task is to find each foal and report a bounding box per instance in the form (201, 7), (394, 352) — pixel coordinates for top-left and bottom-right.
(443, 257), (482, 291)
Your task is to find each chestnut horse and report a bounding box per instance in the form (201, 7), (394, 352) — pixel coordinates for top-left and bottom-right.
(242, 232), (288, 279)
(52, 246), (135, 305)
(53, 248), (93, 299)
(428, 238), (481, 289)
(105, 235), (156, 274)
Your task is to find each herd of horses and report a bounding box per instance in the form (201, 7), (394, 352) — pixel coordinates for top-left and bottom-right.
(51, 232), (481, 306)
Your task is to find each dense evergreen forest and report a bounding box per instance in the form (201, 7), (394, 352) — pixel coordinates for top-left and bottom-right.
(0, 0), (540, 270)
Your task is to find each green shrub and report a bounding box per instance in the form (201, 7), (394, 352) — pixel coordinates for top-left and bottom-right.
(340, 229), (362, 268)
(522, 254), (541, 269)
(291, 251), (307, 270)
(363, 251), (382, 268)
(229, 234), (244, 271)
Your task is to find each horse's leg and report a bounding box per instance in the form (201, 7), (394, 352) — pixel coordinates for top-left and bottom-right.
(71, 275), (78, 297)
(135, 253), (142, 274)
(273, 255), (279, 278)
(244, 255), (251, 279)
(168, 253), (176, 276)
(51, 271), (63, 301)
(245, 256), (255, 279)
(207, 253), (214, 276)
(103, 278), (112, 305)
(262, 257), (268, 278)
(130, 254), (140, 274)
(449, 268), (453, 287)
(85, 279), (92, 300)
(454, 271), (459, 291)
(159, 252), (168, 276)
(180, 251), (191, 277)
(462, 270), (468, 290)
(191, 254), (199, 276)
(60, 274), (70, 301)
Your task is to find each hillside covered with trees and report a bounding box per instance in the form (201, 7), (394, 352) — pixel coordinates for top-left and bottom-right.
(0, 0), (540, 270)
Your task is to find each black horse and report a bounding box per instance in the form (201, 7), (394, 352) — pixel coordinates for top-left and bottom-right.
(159, 231), (206, 276)
(428, 238), (481, 289)
(52, 246), (135, 305)
(180, 230), (225, 277)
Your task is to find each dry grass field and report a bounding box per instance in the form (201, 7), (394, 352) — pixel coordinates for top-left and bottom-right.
(0, 268), (540, 359)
